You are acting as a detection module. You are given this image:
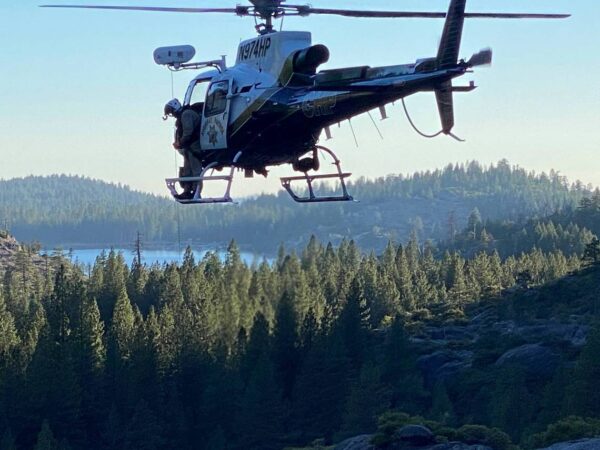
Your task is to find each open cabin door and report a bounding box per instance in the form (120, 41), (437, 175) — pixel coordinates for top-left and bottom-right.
(201, 78), (231, 150)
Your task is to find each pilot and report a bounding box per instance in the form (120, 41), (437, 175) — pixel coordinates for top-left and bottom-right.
(163, 98), (203, 200)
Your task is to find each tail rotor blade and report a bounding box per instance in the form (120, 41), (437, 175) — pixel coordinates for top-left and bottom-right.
(468, 48), (493, 67)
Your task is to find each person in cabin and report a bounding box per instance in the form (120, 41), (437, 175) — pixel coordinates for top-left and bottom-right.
(163, 98), (203, 200)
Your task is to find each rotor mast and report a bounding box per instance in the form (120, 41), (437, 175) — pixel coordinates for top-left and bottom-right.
(251, 0), (282, 34)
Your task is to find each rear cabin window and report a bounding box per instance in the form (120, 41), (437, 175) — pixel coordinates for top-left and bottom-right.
(204, 81), (229, 117)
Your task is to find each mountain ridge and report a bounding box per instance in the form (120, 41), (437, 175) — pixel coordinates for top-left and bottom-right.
(0, 161), (591, 252)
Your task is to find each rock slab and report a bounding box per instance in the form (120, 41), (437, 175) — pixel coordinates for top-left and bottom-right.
(540, 439), (600, 450)
(334, 434), (375, 450)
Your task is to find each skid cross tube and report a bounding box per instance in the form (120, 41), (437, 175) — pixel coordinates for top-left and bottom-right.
(280, 146), (354, 203)
(165, 152), (242, 204)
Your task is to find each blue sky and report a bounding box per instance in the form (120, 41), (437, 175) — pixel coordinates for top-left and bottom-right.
(0, 0), (598, 197)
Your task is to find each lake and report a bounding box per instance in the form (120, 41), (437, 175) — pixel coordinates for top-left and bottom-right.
(60, 248), (269, 267)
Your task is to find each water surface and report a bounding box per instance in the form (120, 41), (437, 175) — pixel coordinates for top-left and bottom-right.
(58, 248), (267, 267)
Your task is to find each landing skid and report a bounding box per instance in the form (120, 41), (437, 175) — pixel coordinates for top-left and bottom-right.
(165, 162), (236, 205)
(280, 146), (354, 203)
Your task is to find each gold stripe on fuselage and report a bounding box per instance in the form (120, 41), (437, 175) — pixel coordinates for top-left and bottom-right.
(229, 88), (280, 137)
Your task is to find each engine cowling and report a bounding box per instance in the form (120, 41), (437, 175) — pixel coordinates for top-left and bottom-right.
(293, 44), (330, 75)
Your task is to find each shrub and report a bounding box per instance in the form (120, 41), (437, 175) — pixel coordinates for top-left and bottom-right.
(455, 425), (513, 450)
(372, 412), (513, 450)
(371, 412), (412, 446)
(529, 416), (600, 448)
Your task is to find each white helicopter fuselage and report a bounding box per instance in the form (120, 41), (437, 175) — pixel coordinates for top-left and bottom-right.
(181, 30), (470, 170)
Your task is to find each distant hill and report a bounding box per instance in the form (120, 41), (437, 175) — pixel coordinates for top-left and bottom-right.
(0, 161), (591, 253)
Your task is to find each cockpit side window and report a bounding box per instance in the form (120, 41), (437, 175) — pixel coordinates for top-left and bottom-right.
(204, 81), (229, 117)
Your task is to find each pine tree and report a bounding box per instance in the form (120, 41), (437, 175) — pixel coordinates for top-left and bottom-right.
(127, 257), (147, 312)
(98, 250), (128, 324)
(139, 266), (162, 317)
(430, 382), (455, 425)
(75, 297), (105, 438)
(204, 427), (227, 450)
(292, 333), (350, 444)
(468, 208), (482, 237)
(156, 304), (178, 377)
(583, 238), (600, 264)
(490, 366), (534, 441)
(240, 313), (270, 387)
(102, 404), (123, 450)
(338, 362), (387, 440)
(159, 264), (184, 308)
(180, 247), (200, 306)
(0, 429), (16, 450)
(272, 291), (299, 400)
(106, 287), (135, 408)
(413, 268), (435, 310)
(448, 253), (469, 305)
(358, 255), (379, 327)
(337, 277), (369, 369)
(395, 247), (415, 311)
(237, 352), (284, 450)
(34, 420), (58, 450)
(81, 298), (105, 365)
(300, 307), (318, 352)
(0, 291), (19, 374)
(45, 265), (71, 345)
(568, 324), (600, 416)
(108, 287), (135, 365)
(123, 400), (163, 450)
(382, 317), (426, 414)
(27, 270), (83, 445)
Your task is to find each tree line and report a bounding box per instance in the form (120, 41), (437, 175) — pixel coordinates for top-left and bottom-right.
(0, 231), (596, 449)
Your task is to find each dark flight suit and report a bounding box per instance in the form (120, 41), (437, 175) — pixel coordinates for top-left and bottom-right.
(174, 107), (203, 193)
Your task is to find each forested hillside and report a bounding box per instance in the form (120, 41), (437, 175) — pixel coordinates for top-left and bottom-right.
(1, 230), (600, 449)
(440, 190), (600, 259)
(0, 161), (590, 252)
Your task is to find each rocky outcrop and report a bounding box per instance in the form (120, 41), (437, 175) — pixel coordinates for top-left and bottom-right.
(334, 434), (375, 450)
(0, 233), (20, 259)
(0, 233), (49, 274)
(395, 425), (435, 446)
(539, 439), (600, 450)
(333, 427), (493, 450)
(415, 320), (588, 350)
(417, 350), (473, 387)
(491, 321), (589, 348)
(426, 444), (492, 450)
(495, 343), (561, 378)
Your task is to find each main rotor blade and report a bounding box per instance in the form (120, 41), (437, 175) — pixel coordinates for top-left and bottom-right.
(295, 7), (570, 20)
(40, 5), (243, 14)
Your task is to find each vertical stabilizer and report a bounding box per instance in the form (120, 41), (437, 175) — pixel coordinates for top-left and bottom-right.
(437, 0), (466, 68)
(435, 81), (454, 134)
(435, 0), (466, 134)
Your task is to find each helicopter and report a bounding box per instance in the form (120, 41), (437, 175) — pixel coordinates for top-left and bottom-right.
(42, 0), (569, 204)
